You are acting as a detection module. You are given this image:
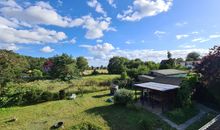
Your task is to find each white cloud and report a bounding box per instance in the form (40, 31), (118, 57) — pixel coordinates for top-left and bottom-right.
(154, 30), (166, 38)
(107, 0), (116, 8)
(175, 22), (188, 27)
(80, 43), (209, 66)
(69, 38), (76, 44)
(192, 37), (210, 43)
(117, 0), (173, 21)
(0, 1), (75, 27)
(176, 34), (189, 40)
(81, 15), (114, 39)
(0, 26), (67, 44)
(209, 34), (220, 39)
(179, 44), (196, 49)
(40, 46), (54, 53)
(87, 0), (107, 16)
(125, 40), (133, 44)
(80, 43), (114, 58)
(0, 43), (19, 51)
(96, 39), (103, 43)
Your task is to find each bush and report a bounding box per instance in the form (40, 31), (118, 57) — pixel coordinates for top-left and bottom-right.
(138, 119), (153, 130)
(0, 86), (56, 107)
(164, 105), (199, 124)
(114, 89), (134, 105)
(71, 122), (102, 130)
(91, 69), (100, 75)
(120, 71), (128, 80)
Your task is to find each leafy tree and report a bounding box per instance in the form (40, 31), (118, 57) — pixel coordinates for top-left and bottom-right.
(0, 50), (29, 88)
(167, 51), (172, 59)
(144, 61), (159, 70)
(76, 56), (89, 73)
(176, 58), (184, 63)
(177, 74), (198, 107)
(32, 69), (43, 78)
(186, 52), (200, 61)
(107, 57), (128, 74)
(159, 58), (176, 69)
(48, 54), (79, 81)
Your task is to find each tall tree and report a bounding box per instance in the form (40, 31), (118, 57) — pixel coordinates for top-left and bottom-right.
(167, 51), (172, 59)
(48, 54), (79, 81)
(107, 57), (128, 74)
(76, 56), (89, 73)
(186, 52), (200, 61)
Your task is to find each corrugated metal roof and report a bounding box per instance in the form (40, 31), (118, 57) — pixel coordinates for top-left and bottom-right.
(151, 69), (187, 76)
(135, 82), (180, 92)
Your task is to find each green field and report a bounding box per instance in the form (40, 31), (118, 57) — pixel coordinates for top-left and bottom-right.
(0, 90), (174, 130)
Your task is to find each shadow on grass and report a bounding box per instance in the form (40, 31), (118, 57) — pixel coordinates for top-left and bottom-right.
(92, 93), (110, 98)
(85, 104), (173, 130)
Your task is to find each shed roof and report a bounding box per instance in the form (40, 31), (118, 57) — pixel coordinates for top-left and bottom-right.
(134, 82), (180, 92)
(151, 69), (187, 76)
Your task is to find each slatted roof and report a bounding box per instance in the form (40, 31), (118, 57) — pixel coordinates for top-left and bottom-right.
(134, 82), (180, 92)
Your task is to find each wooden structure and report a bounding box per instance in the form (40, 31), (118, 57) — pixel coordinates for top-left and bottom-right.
(134, 82), (180, 112)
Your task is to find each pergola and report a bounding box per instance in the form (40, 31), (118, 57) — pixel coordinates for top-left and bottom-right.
(134, 82), (180, 112)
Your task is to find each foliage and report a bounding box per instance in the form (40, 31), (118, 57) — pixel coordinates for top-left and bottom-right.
(31, 69), (43, 78)
(76, 56), (89, 73)
(176, 58), (184, 63)
(127, 65), (150, 80)
(0, 86), (56, 107)
(48, 54), (79, 81)
(167, 51), (172, 59)
(177, 73), (199, 107)
(71, 122), (102, 130)
(159, 58), (176, 69)
(186, 52), (200, 61)
(0, 50), (29, 87)
(107, 56), (128, 74)
(91, 69), (100, 75)
(138, 119), (153, 130)
(120, 71), (128, 80)
(195, 46), (220, 108)
(165, 105), (199, 125)
(114, 89), (134, 105)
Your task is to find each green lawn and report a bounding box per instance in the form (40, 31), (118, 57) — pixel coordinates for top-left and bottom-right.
(8, 74), (120, 93)
(186, 112), (218, 130)
(0, 90), (174, 130)
(164, 106), (199, 125)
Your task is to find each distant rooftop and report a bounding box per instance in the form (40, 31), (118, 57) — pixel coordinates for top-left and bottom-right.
(151, 69), (187, 76)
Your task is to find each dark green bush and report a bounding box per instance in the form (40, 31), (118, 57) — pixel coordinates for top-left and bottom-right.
(71, 122), (102, 130)
(114, 89), (133, 105)
(0, 87), (57, 107)
(91, 69), (99, 75)
(138, 119), (153, 130)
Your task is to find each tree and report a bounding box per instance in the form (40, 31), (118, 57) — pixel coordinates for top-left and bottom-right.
(186, 52), (200, 61)
(159, 58), (176, 69)
(167, 51), (172, 59)
(107, 57), (128, 74)
(196, 46), (220, 87)
(176, 58), (184, 63)
(48, 54), (79, 81)
(76, 56), (89, 73)
(195, 46), (220, 108)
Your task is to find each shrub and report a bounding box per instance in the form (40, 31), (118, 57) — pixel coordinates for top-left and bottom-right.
(120, 71), (128, 80)
(138, 119), (153, 130)
(91, 69), (99, 75)
(59, 89), (66, 99)
(71, 122), (102, 130)
(114, 89), (133, 105)
(0, 86), (57, 107)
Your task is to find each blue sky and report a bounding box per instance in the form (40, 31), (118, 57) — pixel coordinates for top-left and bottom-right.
(0, 0), (220, 66)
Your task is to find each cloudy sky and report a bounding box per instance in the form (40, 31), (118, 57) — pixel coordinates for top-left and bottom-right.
(0, 0), (220, 66)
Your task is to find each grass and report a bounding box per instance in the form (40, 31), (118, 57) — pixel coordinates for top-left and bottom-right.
(164, 106), (199, 125)
(0, 90), (174, 130)
(8, 74), (120, 93)
(186, 111), (218, 130)
(83, 69), (108, 75)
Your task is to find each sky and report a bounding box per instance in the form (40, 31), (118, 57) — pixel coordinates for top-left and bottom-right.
(0, 0), (220, 66)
